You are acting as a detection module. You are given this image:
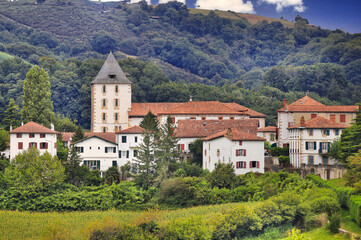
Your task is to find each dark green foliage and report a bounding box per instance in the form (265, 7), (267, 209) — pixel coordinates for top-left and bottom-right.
(208, 162), (236, 189)
(104, 166), (121, 185)
(139, 111), (158, 132)
(91, 33), (117, 54)
(278, 155), (290, 164)
(3, 98), (20, 131)
(327, 213), (341, 233)
(56, 140), (68, 162)
(188, 139), (203, 166)
(85, 170), (104, 187)
(270, 147), (289, 157)
(89, 224), (154, 240)
(349, 195), (361, 226)
(72, 125), (85, 143)
(64, 147), (89, 187)
(0, 130), (9, 152)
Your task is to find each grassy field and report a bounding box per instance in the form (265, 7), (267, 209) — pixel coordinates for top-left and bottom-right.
(327, 178), (349, 188)
(0, 51), (13, 61)
(0, 202), (242, 240)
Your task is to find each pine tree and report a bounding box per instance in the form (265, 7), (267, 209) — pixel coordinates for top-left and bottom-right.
(21, 66), (54, 127)
(64, 146), (88, 187)
(72, 125), (85, 143)
(3, 98), (20, 131)
(140, 111), (159, 132)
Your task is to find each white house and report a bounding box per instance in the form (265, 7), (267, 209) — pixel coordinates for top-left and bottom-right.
(257, 126), (277, 146)
(277, 95), (358, 147)
(9, 121), (58, 160)
(202, 128), (265, 175)
(288, 116), (347, 168)
(73, 135), (118, 176)
(116, 125), (146, 169)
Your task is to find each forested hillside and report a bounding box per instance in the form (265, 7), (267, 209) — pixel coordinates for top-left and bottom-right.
(0, 0), (360, 128)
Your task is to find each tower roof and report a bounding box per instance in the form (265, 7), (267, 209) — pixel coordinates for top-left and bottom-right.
(91, 52), (132, 84)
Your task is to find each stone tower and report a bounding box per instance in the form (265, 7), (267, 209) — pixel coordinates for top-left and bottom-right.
(91, 52), (132, 133)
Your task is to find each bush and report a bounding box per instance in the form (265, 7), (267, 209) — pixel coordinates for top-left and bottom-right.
(270, 147), (289, 157)
(349, 195), (361, 225)
(327, 213), (341, 233)
(279, 155), (290, 164)
(164, 216), (212, 240)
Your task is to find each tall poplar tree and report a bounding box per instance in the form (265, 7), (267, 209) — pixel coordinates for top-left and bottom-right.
(22, 66), (54, 127)
(3, 98), (20, 131)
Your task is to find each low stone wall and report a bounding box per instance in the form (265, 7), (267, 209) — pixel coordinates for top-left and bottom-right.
(299, 163), (346, 180)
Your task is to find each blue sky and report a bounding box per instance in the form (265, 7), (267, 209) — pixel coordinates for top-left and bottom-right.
(147, 0), (361, 33)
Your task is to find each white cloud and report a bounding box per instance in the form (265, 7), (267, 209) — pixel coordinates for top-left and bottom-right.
(195, 0), (255, 14)
(260, 0), (306, 12)
(159, 0), (186, 4)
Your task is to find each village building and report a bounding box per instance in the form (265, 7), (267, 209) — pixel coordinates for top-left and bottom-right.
(277, 95), (358, 147)
(9, 121), (58, 160)
(202, 128), (265, 175)
(257, 126), (277, 146)
(288, 116), (347, 179)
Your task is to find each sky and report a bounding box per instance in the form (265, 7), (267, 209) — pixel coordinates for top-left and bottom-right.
(97, 0), (361, 33)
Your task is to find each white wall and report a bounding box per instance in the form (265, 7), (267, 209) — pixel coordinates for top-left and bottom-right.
(74, 137), (118, 173)
(117, 133), (143, 167)
(203, 137), (264, 175)
(129, 117), (143, 127)
(178, 138), (198, 153)
(257, 131), (276, 145)
(92, 83), (131, 132)
(10, 133), (57, 160)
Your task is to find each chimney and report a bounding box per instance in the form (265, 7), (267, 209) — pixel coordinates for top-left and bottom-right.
(51, 123), (54, 131)
(21, 122), (24, 126)
(300, 116), (305, 127)
(189, 95), (193, 102)
(283, 99), (289, 111)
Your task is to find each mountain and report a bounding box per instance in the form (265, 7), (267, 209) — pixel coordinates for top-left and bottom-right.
(0, 0), (360, 128)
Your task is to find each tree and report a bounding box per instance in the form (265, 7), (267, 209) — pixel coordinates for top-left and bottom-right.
(21, 66), (54, 127)
(5, 148), (64, 188)
(56, 140), (68, 162)
(207, 162), (236, 189)
(72, 125), (85, 143)
(90, 33), (117, 54)
(0, 130), (9, 152)
(344, 150), (361, 187)
(139, 111), (159, 132)
(104, 166), (121, 185)
(3, 98), (20, 131)
(189, 139), (202, 165)
(120, 161), (132, 180)
(64, 146), (88, 187)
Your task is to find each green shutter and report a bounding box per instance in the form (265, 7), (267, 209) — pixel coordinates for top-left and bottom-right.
(305, 142), (309, 150)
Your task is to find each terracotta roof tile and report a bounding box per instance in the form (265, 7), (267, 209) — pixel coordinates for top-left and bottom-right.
(62, 132), (74, 142)
(202, 128), (265, 141)
(130, 103), (183, 117)
(10, 121), (59, 134)
(176, 119), (259, 138)
(257, 126), (276, 132)
(288, 116), (348, 129)
(225, 103), (266, 117)
(85, 132), (116, 143)
(116, 126), (146, 134)
(159, 101), (245, 115)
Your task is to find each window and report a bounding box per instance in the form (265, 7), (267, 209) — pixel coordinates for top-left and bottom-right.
(115, 85), (118, 93)
(40, 134), (45, 138)
(308, 156), (314, 166)
(217, 149), (220, 157)
(236, 161), (246, 168)
(84, 160), (100, 170)
(322, 156), (328, 165)
(270, 134), (275, 141)
(102, 99), (106, 107)
(322, 130), (330, 136)
(102, 85), (106, 93)
(311, 114), (317, 119)
(122, 136), (127, 143)
(305, 141), (316, 150)
(335, 129), (339, 135)
(135, 136), (138, 143)
(115, 113), (118, 121)
(17, 133), (22, 138)
(230, 117), (234, 120)
(190, 116), (196, 120)
(204, 149), (207, 156)
(118, 150), (122, 158)
(115, 99), (119, 107)
(18, 142), (23, 149)
(218, 116), (223, 120)
(29, 142), (37, 148)
(112, 161), (117, 167)
(40, 142), (48, 149)
(76, 147), (84, 153)
(239, 141), (242, 146)
(172, 117), (175, 124)
(102, 113), (106, 121)
(134, 150), (138, 157)
(201, 117), (206, 120)
(321, 142), (328, 150)
(330, 114), (336, 122)
(180, 144), (185, 151)
(308, 129), (313, 136)
(109, 74), (116, 79)
(105, 147), (116, 153)
(250, 161), (260, 168)
(340, 114), (346, 122)
(29, 133), (35, 138)
(103, 127), (106, 133)
(54, 142), (57, 149)
(236, 149), (246, 156)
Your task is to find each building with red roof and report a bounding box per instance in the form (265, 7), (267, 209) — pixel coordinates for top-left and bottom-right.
(257, 126), (277, 146)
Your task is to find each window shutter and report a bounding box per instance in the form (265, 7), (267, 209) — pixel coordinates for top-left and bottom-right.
(236, 162), (239, 168)
(257, 161), (260, 168)
(119, 150), (122, 158)
(239, 141), (242, 146)
(113, 147), (116, 153)
(244, 162), (246, 168)
(105, 147), (108, 153)
(305, 142), (308, 150)
(236, 150), (239, 156)
(18, 142), (23, 149)
(244, 149), (246, 156)
(319, 142), (322, 150)
(328, 142), (331, 151)
(126, 150), (129, 158)
(181, 144), (184, 151)
(314, 142), (316, 150)
(327, 130), (330, 136)
(29, 143), (32, 148)
(250, 161), (252, 168)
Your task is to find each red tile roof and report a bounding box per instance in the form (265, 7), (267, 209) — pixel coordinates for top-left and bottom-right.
(176, 119), (259, 138)
(158, 101), (246, 115)
(10, 121), (59, 134)
(85, 132), (116, 143)
(277, 95), (358, 113)
(62, 132), (74, 142)
(202, 128), (265, 141)
(224, 103), (266, 118)
(257, 126), (276, 132)
(288, 116), (348, 129)
(116, 125), (146, 134)
(129, 103), (183, 117)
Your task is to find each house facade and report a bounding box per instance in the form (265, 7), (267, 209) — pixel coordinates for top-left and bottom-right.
(277, 95), (358, 147)
(9, 121), (58, 160)
(257, 126), (277, 146)
(202, 128), (265, 175)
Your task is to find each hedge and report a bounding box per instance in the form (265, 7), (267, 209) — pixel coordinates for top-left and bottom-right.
(306, 174), (355, 208)
(349, 196), (361, 226)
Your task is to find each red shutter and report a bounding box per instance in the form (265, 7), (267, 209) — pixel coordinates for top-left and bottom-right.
(236, 150), (239, 156)
(257, 161), (260, 168)
(239, 141), (242, 146)
(54, 143), (57, 148)
(340, 115), (346, 122)
(250, 161), (252, 168)
(180, 144), (184, 151)
(172, 117), (175, 124)
(45, 143), (48, 149)
(244, 162), (246, 168)
(18, 142), (23, 149)
(244, 149), (246, 156)
(311, 114), (317, 119)
(236, 162), (239, 168)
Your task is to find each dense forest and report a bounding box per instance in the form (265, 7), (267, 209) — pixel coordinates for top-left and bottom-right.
(0, 0), (360, 128)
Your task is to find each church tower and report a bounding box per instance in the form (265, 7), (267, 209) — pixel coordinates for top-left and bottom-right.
(91, 52), (132, 133)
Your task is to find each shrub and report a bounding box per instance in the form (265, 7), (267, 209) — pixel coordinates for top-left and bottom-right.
(164, 216), (212, 240)
(270, 147), (289, 157)
(279, 155), (290, 164)
(349, 195), (361, 225)
(327, 213), (341, 234)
